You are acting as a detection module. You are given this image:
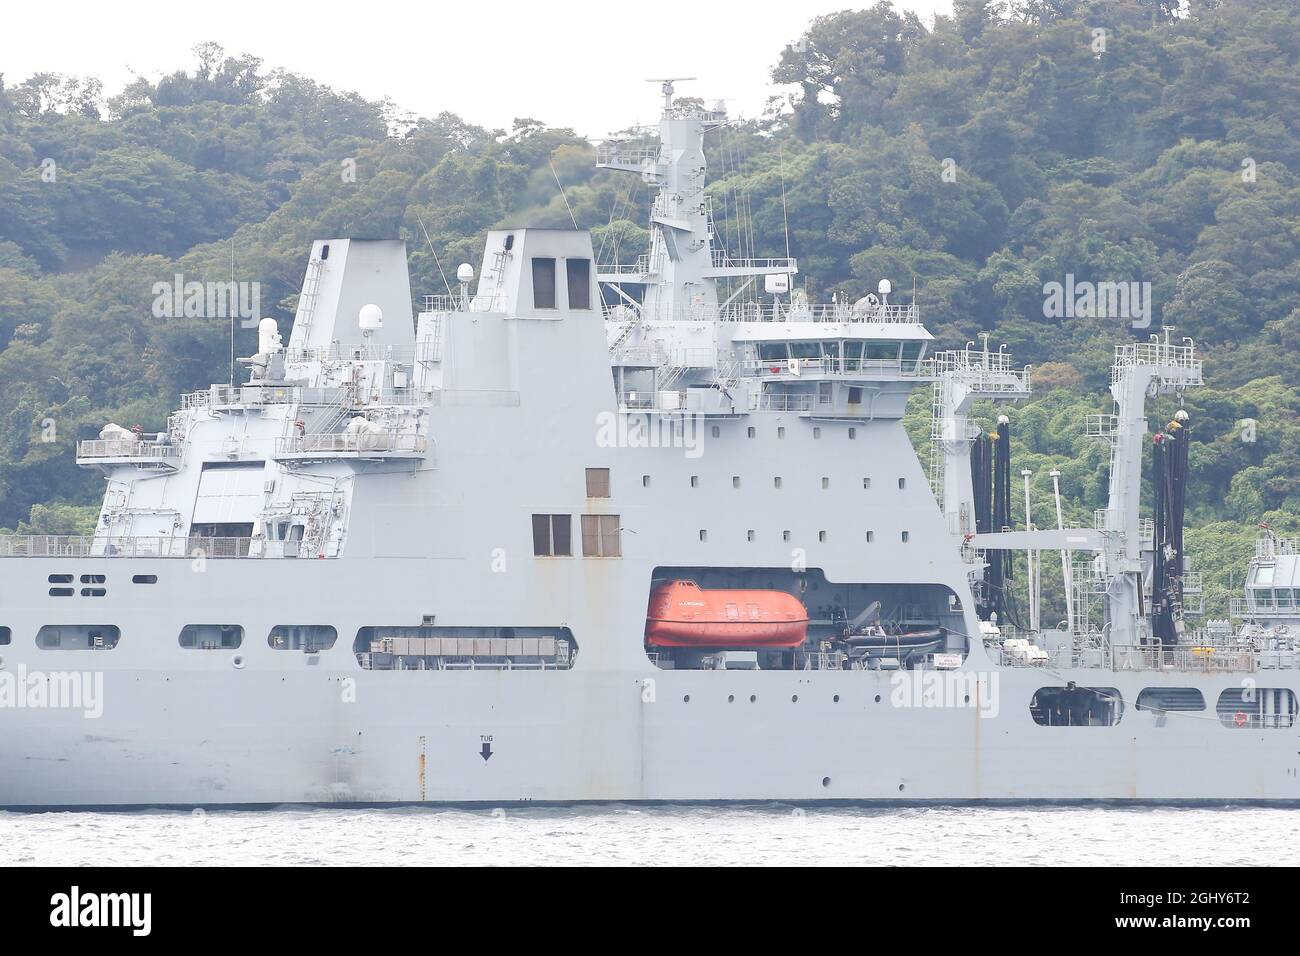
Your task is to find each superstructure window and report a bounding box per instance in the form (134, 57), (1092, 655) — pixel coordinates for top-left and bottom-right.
(1136, 687), (1205, 713)
(532, 257), (557, 309)
(532, 514), (572, 557)
(0, 627), (10, 645)
(268, 625), (337, 652)
(1217, 688), (1297, 729)
(566, 259), (591, 309)
(36, 625), (120, 650)
(180, 624), (244, 650)
(585, 467), (611, 498)
(1031, 687), (1123, 726)
(581, 515), (621, 557)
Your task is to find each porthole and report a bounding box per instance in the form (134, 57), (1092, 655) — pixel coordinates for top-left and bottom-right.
(233, 655), (246, 669)
(833, 694), (840, 703)
(874, 694), (881, 703)
(728, 694), (735, 703)
(683, 694), (690, 703)
(749, 694), (757, 703)
(822, 776), (831, 788)
(791, 694), (799, 703)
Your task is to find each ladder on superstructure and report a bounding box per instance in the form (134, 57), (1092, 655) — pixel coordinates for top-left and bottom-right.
(296, 257), (324, 342)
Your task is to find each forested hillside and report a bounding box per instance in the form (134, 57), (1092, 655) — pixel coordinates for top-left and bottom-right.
(2, 0), (1299, 615)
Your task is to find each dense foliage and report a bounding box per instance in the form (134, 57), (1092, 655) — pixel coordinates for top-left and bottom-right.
(2, 0), (1299, 615)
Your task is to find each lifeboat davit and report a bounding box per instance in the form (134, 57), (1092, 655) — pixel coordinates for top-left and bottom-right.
(645, 580), (808, 649)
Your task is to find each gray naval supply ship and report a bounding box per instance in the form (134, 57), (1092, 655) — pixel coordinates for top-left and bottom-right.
(2, 80), (1299, 807)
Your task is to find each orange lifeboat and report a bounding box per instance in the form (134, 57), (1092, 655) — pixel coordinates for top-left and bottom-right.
(645, 580), (808, 648)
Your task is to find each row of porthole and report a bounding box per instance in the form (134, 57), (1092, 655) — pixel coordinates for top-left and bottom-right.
(700, 530), (908, 543)
(676, 476), (906, 490)
(719, 425), (859, 440)
(683, 693), (886, 704)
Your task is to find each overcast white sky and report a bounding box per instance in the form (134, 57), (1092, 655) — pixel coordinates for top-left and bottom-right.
(1, 0), (954, 136)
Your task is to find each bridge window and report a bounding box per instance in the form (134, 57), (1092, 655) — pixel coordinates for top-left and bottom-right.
(180, 624), (243, 650)
(566, 259), (591, 310)
(36, 625), (120, 650)
(1136, 687), (1206, 713)
(582, 514), (621, 557)
(1216, 688), (1297, 729)
(758, 343), (787, 362)
(532, 514), (572, 557)
(1031, 686), (1123, 726)
(531, 257), (557, 309)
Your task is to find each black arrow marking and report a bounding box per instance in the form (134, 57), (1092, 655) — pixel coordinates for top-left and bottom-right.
(480, 742), (493, 761)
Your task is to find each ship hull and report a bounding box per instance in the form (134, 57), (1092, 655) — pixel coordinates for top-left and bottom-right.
(3, 663), (1300, 805)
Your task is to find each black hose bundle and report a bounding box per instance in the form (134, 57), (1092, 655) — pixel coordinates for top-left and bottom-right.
(1151, 411), (1190, 646)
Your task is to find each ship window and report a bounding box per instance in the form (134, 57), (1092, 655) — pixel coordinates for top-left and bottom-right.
(321, 244), (330, 260)
(0, 627), (9, 645)
(866, 531), (874, 542)
(732, 476), (740, 488)
(783, 530), (791, 541)
(819, 530), (827, 542)
(901, 531), (910, 542)
(849, 427), (857, 439)
(49, 588), (73, 597)
(814, 426), (822, 438)
(700, 529), (708, 542)
(790, 342), (819, 360)
(774, 477), (783, 488)
(902, 341), (924, 372)
(268, 625), (337, 652)
(690, 475), (699, 488)
(865, 341), (899, 361)
(1136, 687), (1206, 713)
(1216, 688), (1297, 729)
(898, 478), (906, 489)
(1255, 566), (1275, 585)
(36, 625), (120, 650)
(585, 467), (611, 498)
(778, 427), (786, 439)
(180, 624), (244, 650)
(821, 477), (829, 489)
(843, 341), (864, 361)
(48, 574), (73, 584)
(747, 530), (755, 542)
(566, 259), (592, 309)
(642, 475), (650, 487)
(79, 574), (105, 584)
(864, 478), (871, 489)
(758, 343), (788, 362)
(531, 257), (557, 310)
(1031, 687), (1123, 726)
(581, 515), (621, 557)
(132, 574), (157, 584)
(80, 588), (106, 597)
(711, 425), (720, 438)
(848, 387), (863, 405)
(747, 427), (756, 438)
(818, 383), (832, 406)
(532, 514), (572, 557)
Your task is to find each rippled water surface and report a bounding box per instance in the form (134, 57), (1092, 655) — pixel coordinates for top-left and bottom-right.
(3, 805), (1297, 865)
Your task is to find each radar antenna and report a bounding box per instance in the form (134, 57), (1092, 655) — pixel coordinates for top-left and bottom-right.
(645, 77), (697, 111)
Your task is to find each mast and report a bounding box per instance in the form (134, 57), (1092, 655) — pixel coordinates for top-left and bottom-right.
(595, 79), (796, 323)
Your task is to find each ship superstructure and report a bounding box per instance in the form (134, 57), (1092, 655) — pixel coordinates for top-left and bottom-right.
(1, 83), (1298, 805)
